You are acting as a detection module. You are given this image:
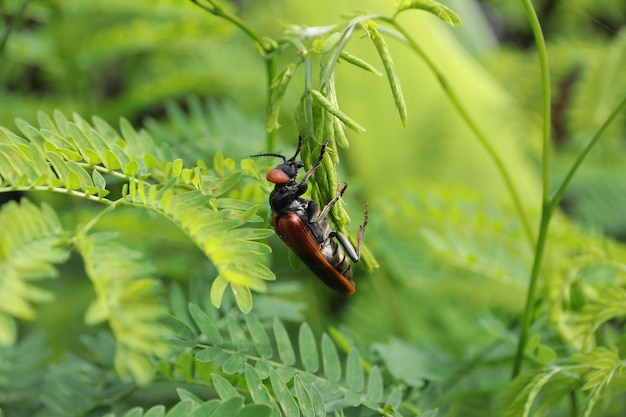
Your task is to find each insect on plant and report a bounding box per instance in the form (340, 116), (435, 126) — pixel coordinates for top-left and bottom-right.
(252, 137), (367, 294)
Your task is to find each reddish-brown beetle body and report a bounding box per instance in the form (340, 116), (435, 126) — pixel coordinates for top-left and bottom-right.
(252, 138), (367, 295)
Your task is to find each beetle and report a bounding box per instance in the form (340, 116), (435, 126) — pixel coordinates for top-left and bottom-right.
(251, 137), (367, 295)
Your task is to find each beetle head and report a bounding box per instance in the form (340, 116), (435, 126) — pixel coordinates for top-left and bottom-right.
(251, 137), (305, 185)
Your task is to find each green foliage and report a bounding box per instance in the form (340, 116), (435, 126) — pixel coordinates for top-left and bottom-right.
(0, 198), (69, 345)
(77, 232), (171, 384)
(0, 332), (49, 414)
(1, 0), (626, 416)
(0, 110), (274, 316)
(155, 302), (412, 417)
(395, 0), (462, 27)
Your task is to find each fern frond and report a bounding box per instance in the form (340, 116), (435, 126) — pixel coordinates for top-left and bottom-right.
(574, 286), (626, 348)
(542, 218), (626, 350)
(574, 346), (626, 417)
(157, 303), (406, 416)
(76, 232), (172, 384)
(0, 110), (275, 312)
(104, 389), (272, 417)
(499, 366), (578, 417)
(39, 332), (134, 417)
(0, 198), (69, 345)
(0, 332), (49, 414)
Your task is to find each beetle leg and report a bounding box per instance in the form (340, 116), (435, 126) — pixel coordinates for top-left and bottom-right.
(311, 182), (347, 223)
(299, 140), (331, 186)
(330, 201), (368, 262)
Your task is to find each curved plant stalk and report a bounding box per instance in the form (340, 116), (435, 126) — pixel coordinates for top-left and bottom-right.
(0, 0), (32, 61)
(191, 0), (278, 151)
(512, 0), (551, 379)
(550, 93), (626, 212)
(511, 0), (626, 377)
(378, 16), (536, 248)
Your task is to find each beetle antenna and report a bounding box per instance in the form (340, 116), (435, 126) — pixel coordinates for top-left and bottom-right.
(288, 136), (304, 161)
(249, 152), (287, 162)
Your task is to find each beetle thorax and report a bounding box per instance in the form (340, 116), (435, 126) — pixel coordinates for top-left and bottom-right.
(269, 181), (308, 212)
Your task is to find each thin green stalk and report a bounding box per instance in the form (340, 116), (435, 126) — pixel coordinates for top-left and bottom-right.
(381, 17), (535, 248)
(190, 0), (274, 55)
(0, 0), (32, 60)
(265, 56), (277, 152)
(550, 93), (626, 212)
(191, 0), (278, 151)
(512, 0), (551, 378)
(512, 203), (550, 377)
(302, 56), (316, 142)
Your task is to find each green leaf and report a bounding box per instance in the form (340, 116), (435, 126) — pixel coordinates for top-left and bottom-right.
(92, 169), (107, 189)
(160, 315), (197, 343)
(176, 351), (194, 381)
(227, 315), (248, 352)
(164, 400), (194, 417)
(103, 148), (122, 170)
(189, 303), (223, 346)
(143, 406), (166, 417)
(65, 170), (82, 190)
(211, 373), (242, 401)
(270, 368), (299, 417)
(53, 109), (70, 137)
(124, 159), (140, 176)
(207, 397), (245, 417)
(210, 275), (229, 308)
(309, 89), (366, 134)
(46, 152), (70, 182)
(294, 375), (317, 417)
(367, 366), (384, 403)
(190, 400), (221, 417)
(232, 283), (253, 314)
(536, 345), (557, 365)
(339, 50), (383, 77)
(245, 314), (273, 359)
(299, 323), (319, 373)
(363, 21), (407, 126)
(321, 333), (341, 382)
(267, 63), (298, 132)
(196, 346), (224, 362)
(222, 353), (247, 374)
(171, 158), (184, 178)
(395, 0), (462, 27)
(386, 386), (403, 409)
(274, 318), (296, 366)
(236, 404), (273, 417)
(244, 364), (274, 406)
(346, 349), (365, 392)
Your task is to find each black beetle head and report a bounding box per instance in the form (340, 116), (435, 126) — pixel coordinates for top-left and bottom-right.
(265, 160), (305, 184)
(251, 137), (305, 185)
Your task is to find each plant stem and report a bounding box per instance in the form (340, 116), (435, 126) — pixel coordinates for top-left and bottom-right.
(549, 93), (626, 212)
(265, 57), (277, 152)
(0, 0), (32, 60)
(190, 0), (273, 55)
(381, 17), (535, 248)
(190, 0), (278, 151)
(512, 202), (550, 377)
(512, 0), (551, 378)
